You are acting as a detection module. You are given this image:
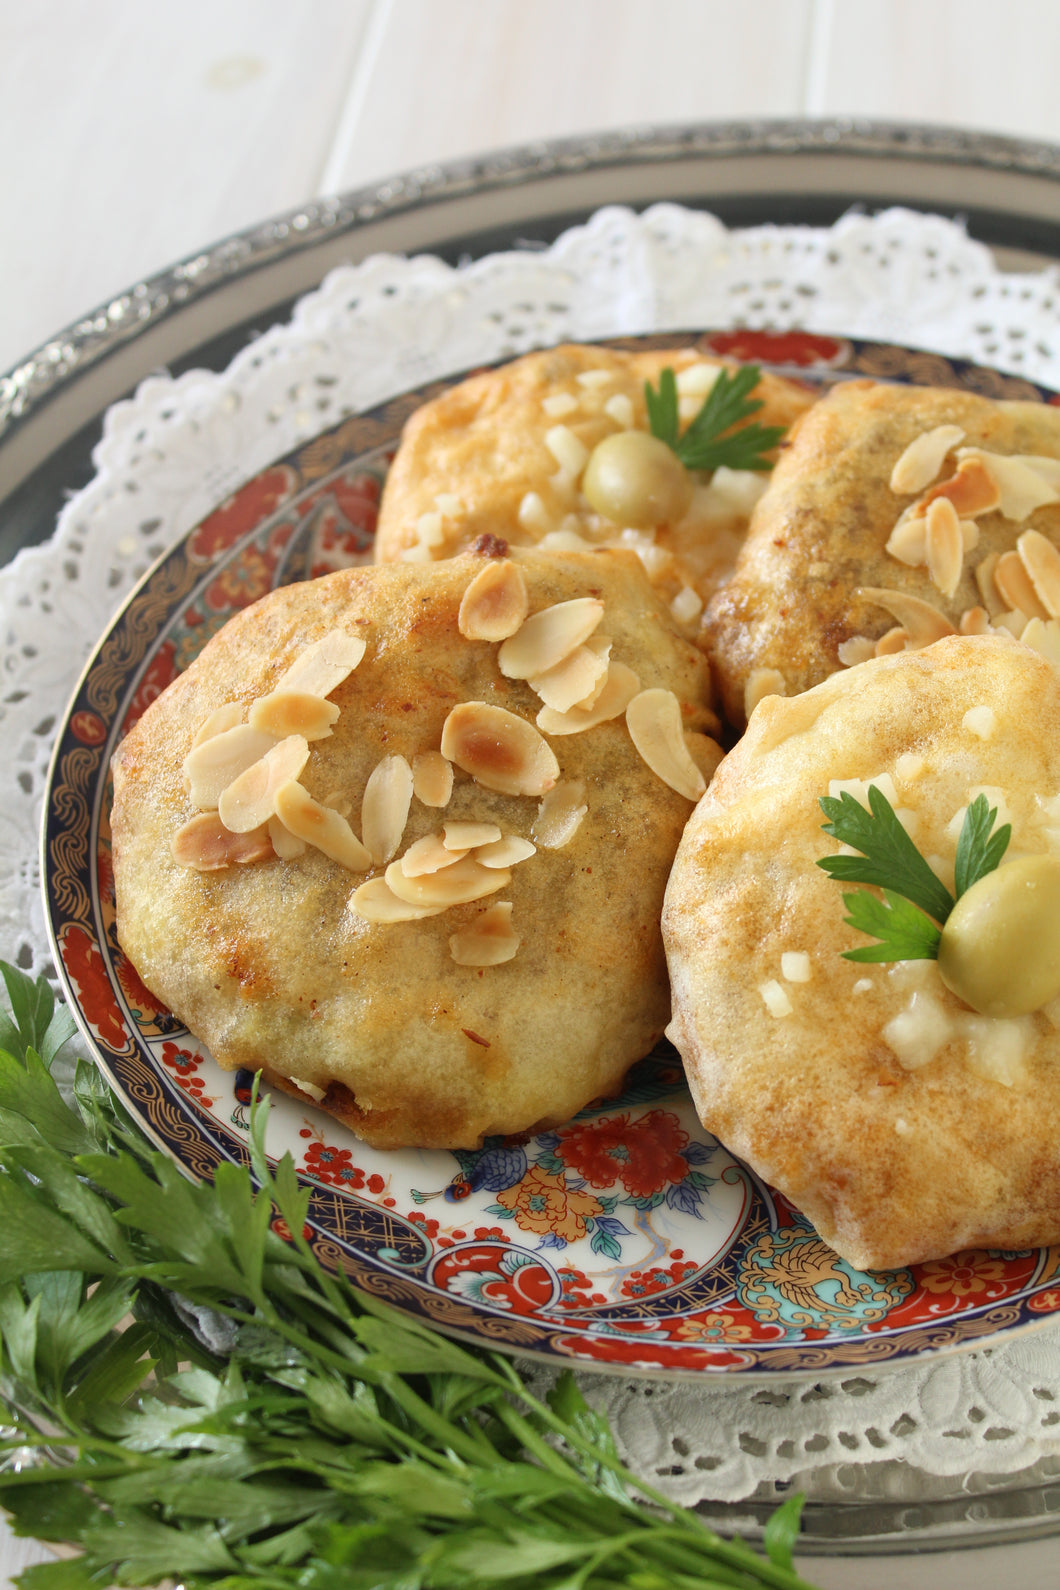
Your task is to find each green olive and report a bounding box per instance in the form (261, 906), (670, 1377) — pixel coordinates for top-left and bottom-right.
(937, 854), (1060, 1017)
(582, 431), (694, 528)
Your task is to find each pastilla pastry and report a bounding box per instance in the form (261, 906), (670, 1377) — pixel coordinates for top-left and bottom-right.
(375, 344), (814, 617)
(706, 378), (1060, 726)
(111, 546), (718, 1150)
(664, 633), (1060, 1270)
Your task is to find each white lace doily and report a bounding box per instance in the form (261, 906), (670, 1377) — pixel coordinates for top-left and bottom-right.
(8, 202), (1060, 1511)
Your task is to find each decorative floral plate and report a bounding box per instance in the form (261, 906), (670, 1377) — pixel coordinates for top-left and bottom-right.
(43, 331), (1060, 1377)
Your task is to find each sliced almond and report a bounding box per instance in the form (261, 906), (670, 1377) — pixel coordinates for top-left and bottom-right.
(1018, 455), (1060, 490)
(858, 588), (956, 646)
(957, 448), (1060, 520)
(474, 835), (536, 868)
(361, 754), (414, 865)
(217, 736), (310, 833)
(925, 497), (964, 598)
(384, 856), (510, 908)
(529, 641), (610, 713)
(440, 702), (559, 796)
(532, 781), (588, 849)
(993, 550), (1051, 621)
(450, 902), (520, 966)
(885, 512), (928, 567)
(443, 821), (501, 850)
(249, 691), (340, 742)
(1020, 616), (1060, 668)
(626, 689), (707, 803)
(536, 662), (641, 736)
(412, 751), (453, 808)
(349, 876), (448, 923)
(274, 630), (367, 698)
(874, 626), (910, 656)
(172, 813), (274, 871)
(400, 833), (468, 877)
(498, 598), (604, 680)
(994, 609), (1031, 638)
(191, 702), (245, 748)
(974, 551), (1005, 618)
(684, 732), (725, 787)
(1016, 529), (1060, 619)
(273, 779), (371, 872)
(890, 425), (965, 495)
(959, 606), (992, 636)
(837, 636), (878, 667)
(267, 814), (307, 860)
(183, 724), (279, 811)
(458, 560), (529, 641)
(918, 455), (1001, 519)
(744, 668), (786, 719)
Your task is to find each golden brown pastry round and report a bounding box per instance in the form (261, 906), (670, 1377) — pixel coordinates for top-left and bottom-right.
(111, 547), (715, 1149)
(663, 633), (1060, 1270)
(374, 344), (814, 613)
(705, 378), (1060, 727)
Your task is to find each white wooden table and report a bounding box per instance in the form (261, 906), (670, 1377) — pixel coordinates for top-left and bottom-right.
(5, 2), (1060, 1585)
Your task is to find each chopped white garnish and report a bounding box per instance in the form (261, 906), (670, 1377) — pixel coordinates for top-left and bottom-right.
(828, 772), (899, 808)
(545, 424), (589, 477)
(895, 753), (926, 784)
(603, 393), (635, 428)
(518, 491), (551, 534)
(883, 991), (954, 1070)
(962, 705), (997, 740)
(759, 980), (793, 1018)
(675, 362), (722, 396)
(959, 1014), (1032, 1088)
(894, 1117), (912, 1137)
(433, 493), (463, 516)
(781, 952), (812, 983)
(671, 586), (703, 624)
(853, 978), (874, 994)
(576, 368), (613, 388)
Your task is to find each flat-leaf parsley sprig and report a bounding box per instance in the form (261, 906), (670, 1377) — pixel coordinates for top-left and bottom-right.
(0, 961), (819, 1590)
(644, 364), (788, 473)
(817, 786), (1011, 963)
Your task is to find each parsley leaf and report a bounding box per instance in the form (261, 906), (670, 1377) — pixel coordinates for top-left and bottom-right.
(818, 785), (1012, 964)
(645, 363), (788, 473)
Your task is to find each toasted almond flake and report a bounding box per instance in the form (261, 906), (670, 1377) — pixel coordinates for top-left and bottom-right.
(537, 662), (641, 735)
(249, 691), (340, 742)
(993, 550), (1051, 621)
(858, 588), (956, 646)
(1016, 529), (1060, 618)
(498, 597), (605, 680)
(994, 609), (1030, 638)
(542, 392), (578, 418)
(400, 833), (468, 876)
(191, 702), (245, 747)
(782, 951), (813, 983)
(1019, 616), (1060, 668)
(361, 754), (414, 864)
(273, 779), (371, 872)
(671, 586), (703, 625)
(626, 689), (707, 802)
(974, 551), (1005, 617)
(412, 751), (453, 808)
(889, 425), (965, 495)
(1018, 455), (1060, 490)
(759, 980), (792, 1018)
(744, 668), (786, 719)
(545, 424), (589, 477)
(183, 724), (279, 810)
(171, 813), (274, 870)
(217, 736), (310, 833)
(957, 447), (1060, 519)
(529, 641), (610, 713)
(875, 627), (910, 656)
(518, 491), (551, 534)
(576, 368), (613, 389)
(434, 493), (463, 516)
(275, 631), (366, 698)
(450, 902), (520, 966)
(603, 393), (635, 427)
(532, 781), (588, 849)
(570, 635), (614, 709)
(925, 497), (964, 597)
(837, 635), (877, 667)
(675, 362), (721, 396)
(443, 821), (502, 850)
(415, 511), (444, 548)
(962, 705), (997, 739)
(474, 835), (536, 868)
(959, 606), (992, 635)
(441, 702), (559, 796)
(385, 855), (510, 908)
(918, 455), (1001, 519)
(349, 876), (448, 923)
(458, 559), (529, 641)
(267, 814), (307, 859)
(885, 512), (927, 567)
(961, 518), (980, 552)
(683, 732), (725, 788)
